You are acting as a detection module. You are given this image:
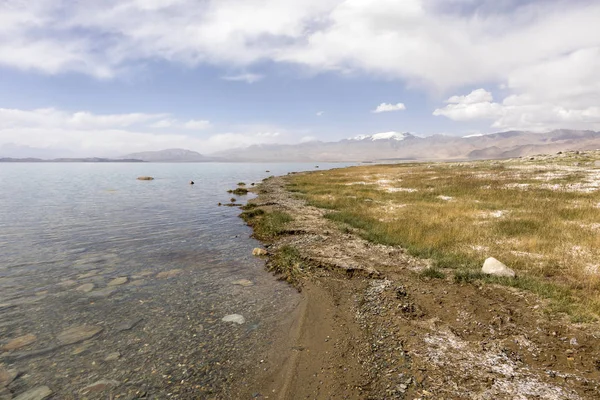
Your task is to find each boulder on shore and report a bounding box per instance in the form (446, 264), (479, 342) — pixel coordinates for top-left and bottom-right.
(137, 176), (154, 181)
(482, 257), (516, 278)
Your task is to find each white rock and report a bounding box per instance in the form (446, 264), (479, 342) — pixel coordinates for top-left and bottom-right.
(482, 257), (515, 278)
(222, 314), (246, 324)
(252, 248), (267, 256)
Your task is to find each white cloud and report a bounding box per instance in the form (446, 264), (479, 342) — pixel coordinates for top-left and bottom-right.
(1, 1), (600, 132)
(0, 106), (291, 156)
(300, 136), (318, 143)
(433, 85), (600, 132)
(316, 111), (324, 116)
(373, 103), (407, 113)
(221, 73), (264, 83)
(182, 119), (211, 130)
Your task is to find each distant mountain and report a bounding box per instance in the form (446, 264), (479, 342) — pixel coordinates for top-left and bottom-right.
(119, 148), (222, 162)
(214, 129), (600, 162)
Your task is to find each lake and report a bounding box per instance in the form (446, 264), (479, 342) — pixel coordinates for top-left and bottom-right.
(0, 162), (352, 399)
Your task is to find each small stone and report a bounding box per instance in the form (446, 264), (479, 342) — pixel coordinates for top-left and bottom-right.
(482, 257), (516, 278)
(222, 314), (246, 324)
(107, 277), (128, 286)
(115, 318), (143, 332)
(87, 288), (117, 298)
(137, 176), (154, 181)
(156, 269), (183, 279)
(58, 279), (77, 287)
(81, 379), (119, 393)
(232, 279), (254, 287)
(76, 283), (95, 293)
(57, 325), (103, 345)
(0, 365), (18, 387)
(13, 386), (52, 400)
(77, 271), (98, 279)
(104, 352), (120, 361)
(2, 334), (37, 351)
(71, 342), (94, 355)
(252, 248), (267, 256)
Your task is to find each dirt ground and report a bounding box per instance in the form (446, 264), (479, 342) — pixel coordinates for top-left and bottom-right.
(246, 174), (600, 400)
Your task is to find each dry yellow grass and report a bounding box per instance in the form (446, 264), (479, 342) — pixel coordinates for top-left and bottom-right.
(289, 151), (600, 320)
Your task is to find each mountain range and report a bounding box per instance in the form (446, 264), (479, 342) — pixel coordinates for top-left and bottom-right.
(212, 129), (600, 162)
(2, 129), (599, 162)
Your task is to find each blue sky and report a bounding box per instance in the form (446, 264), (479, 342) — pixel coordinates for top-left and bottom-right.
(0, 0), (598, 156)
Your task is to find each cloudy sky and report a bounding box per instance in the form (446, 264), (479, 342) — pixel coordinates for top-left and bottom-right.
(0, 0), (599, 157)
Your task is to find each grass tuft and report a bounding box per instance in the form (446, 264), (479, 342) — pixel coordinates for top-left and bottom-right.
(269, 245), (305, 287)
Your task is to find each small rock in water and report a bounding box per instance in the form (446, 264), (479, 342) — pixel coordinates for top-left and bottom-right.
(2, 334), (37, 351)
(482, 257), (516, 278)
(232, 279), (254, 287)
(0, 365), (18, 387)
(76, 283), (95, 293)
(80, 379), (119, 394)
(107, 277), (128, 286)
(87, 288), (117, 298)
(222, 314), (246, 324)
(252, 248), (267, 256)
(57, 325), (103, 345)
(156, 269), (183, 279)
(104, 352), (121, 361)
(71, 342), (94, 356)
(137, 176), (154, 181)
(13, 386), (52, 400)
(58, 279), (77, 288)
(77, 271), (98, 279)
(115, 318), (143, 332)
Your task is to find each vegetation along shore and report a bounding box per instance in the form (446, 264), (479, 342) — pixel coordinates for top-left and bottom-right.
(241, 150), (600, 399)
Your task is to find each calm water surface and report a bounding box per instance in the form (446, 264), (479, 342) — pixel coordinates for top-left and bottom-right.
(0, 162), (352, 399)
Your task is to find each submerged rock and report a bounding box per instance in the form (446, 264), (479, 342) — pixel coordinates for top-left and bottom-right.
(87, 288), (117, 298)
(252, 248), (267, 256)
(482, 257), (516, 278)
(76, 283), (94, 293)
(0, 365), (18, 387)
(13, 386), (52, 400)
(222, 314), (246, 325)
(57, 325), (103, 345)
(107, 277), (128, 286)
(137, 176), (154, 181)
(80, 379), (119, 394)
(232, 279), (254, 287)
(2, 334), (37, 351)
(156, 269), (183, 279)
(115, 318), (143, 332)
(104, 352), (121, 361)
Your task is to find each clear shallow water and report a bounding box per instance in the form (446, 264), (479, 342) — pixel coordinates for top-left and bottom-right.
(0, 162), (352, 399)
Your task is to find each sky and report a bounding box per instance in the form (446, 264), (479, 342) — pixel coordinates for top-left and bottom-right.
(0, 0), (599, 157)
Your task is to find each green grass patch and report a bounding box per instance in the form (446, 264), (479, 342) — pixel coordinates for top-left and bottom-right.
(243, 209), (293, 241)
(420, 268), (446, 279)
(288, 155), (600, 320)
(228, 187), (249, 196)
(269, 245), (305, 286)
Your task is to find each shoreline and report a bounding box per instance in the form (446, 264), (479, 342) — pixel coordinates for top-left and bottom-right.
(242, 172), (600, 399)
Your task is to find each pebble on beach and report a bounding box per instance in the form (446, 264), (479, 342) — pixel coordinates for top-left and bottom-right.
(222, 314), (246, 324)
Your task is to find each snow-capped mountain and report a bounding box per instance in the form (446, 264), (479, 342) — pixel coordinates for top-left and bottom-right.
(351, 131), (415, 141)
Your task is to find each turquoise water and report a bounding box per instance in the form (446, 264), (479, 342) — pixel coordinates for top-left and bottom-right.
(0, 162), (352, 399)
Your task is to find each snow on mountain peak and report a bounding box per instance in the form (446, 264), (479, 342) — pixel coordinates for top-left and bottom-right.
(352, 131), (412, 141)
